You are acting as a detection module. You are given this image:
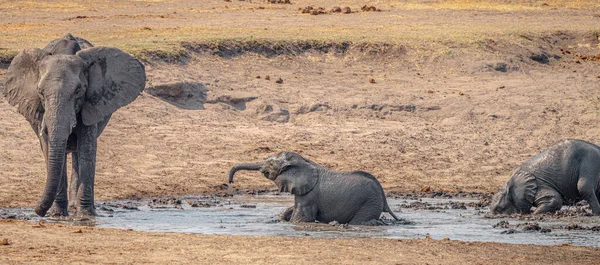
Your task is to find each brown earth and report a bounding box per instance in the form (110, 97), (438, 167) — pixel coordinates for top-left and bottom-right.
(1, 0), (600, 264)
(1, 219), (599, 264)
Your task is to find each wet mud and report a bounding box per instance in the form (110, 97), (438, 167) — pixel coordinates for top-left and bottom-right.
(1, 194), (599, 247)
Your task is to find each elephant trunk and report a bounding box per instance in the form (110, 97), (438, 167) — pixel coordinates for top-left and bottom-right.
(35, 139), (67, 217)
(228, 162), (265, 184)
(34, 113), (71, 217)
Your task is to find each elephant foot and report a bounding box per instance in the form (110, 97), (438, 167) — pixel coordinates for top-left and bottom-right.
(74, 206), (97, 217)
(47, 202), (69, 217)
(279, 206), (294, 222)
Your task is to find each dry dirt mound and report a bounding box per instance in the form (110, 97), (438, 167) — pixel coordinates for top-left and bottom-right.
(145, 81), (207, 110)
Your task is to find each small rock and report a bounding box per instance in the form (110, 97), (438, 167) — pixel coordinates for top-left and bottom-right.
(501, 229), (516, 234)
(369, 78), (376, 83)
(493, 220), (510, 229)
(498, 85), (505, 89)
(342, 6), (351, 14)
(73, 229), (83, 233)
(458, 91), (464, 95)
(275, 78), (283, 84)
(361, 5), (379, 12)
(0, 238), (10, 245)
(531, 53), (549, 64)
(240, 204), (257, 208)
(264, 75), (270, 80)
(255, 75), (261, 79)
(328, 221), (340, 226)
(331, 6), (341, 12)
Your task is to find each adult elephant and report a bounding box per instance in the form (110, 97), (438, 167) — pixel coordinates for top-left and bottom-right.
(1, 34), (146, 217)
(490, 139), (600, 215)
(228, 152), (401, 225)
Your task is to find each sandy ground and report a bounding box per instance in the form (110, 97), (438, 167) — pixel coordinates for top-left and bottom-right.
(1, 220), (599, 264)
(1, 0), (600, 264)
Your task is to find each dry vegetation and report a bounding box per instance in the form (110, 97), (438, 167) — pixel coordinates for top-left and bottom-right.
(1, 0), (599, 61)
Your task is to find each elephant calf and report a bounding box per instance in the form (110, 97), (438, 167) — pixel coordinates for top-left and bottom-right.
(229, 152), (401, 225)
(491, 139), (600, 215)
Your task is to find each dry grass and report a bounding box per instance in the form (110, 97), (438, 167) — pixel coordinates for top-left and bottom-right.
(395, 0), (600, 10)
(0, 0), (598, 59)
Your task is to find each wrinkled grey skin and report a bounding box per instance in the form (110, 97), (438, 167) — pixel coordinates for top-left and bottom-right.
(490, 139), (600, 215)
(1, 34), (146, 217)
(229, 152), (401, 224)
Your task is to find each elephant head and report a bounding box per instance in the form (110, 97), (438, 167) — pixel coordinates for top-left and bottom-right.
(490, 170), (537, 215)
(490, 183), (518, 214)
(2, 37), (146, 216)
(229, 152), (319, 196)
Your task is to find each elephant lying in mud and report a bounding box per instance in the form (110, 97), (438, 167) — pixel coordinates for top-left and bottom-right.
(1, 34), (146, 217)
(228, 152), (401, 224)
(490, 139), (600, 215)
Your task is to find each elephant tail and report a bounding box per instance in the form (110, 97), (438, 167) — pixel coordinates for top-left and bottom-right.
(384, 200), (401, 221)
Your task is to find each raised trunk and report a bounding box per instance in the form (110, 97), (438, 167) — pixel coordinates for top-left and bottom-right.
(228, 161), (265, 184)
(35, 139), (67, 217)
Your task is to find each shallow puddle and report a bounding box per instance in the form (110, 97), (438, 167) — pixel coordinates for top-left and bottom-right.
(2, 195), (599, 247)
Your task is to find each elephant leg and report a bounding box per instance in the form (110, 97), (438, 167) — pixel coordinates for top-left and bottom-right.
(68, 151), (81, 211)
(279, 206), (294, 222)
(577, 177), (600, 215)
(289, 204), (318, 223)
(48, 153), (69, 217)
(348, 199), (383, 225)
(76, 124), (98, 216)
(533, 188), (563, 214)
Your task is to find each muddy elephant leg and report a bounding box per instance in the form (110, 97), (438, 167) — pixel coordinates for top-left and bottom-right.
(48, 153), (69, 216)
(279, 206), (294, 221)
(76, 125), (98, 216)
(533, 188), (563, 214)
(289, 204), (318, 223)
(577, 177), (600, 215)
(349, 199), (383, 225)
(68, 151), (80, 212)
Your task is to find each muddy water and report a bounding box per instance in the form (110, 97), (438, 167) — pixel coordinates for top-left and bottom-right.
(1, 195), (599, 247)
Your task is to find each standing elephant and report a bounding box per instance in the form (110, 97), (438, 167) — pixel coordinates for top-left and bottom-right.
(490, 139), (600, 215)
(1, 34), (146, 217)
(228, 152), (401, 224)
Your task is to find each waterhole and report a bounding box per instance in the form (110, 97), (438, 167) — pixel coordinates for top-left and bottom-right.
(1, 195), (599, 247)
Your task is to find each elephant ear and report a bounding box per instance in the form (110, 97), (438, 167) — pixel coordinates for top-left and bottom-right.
(274, 161), (318, 196)
(76, 47), (146, 126)
(2, 48), (48, 129)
